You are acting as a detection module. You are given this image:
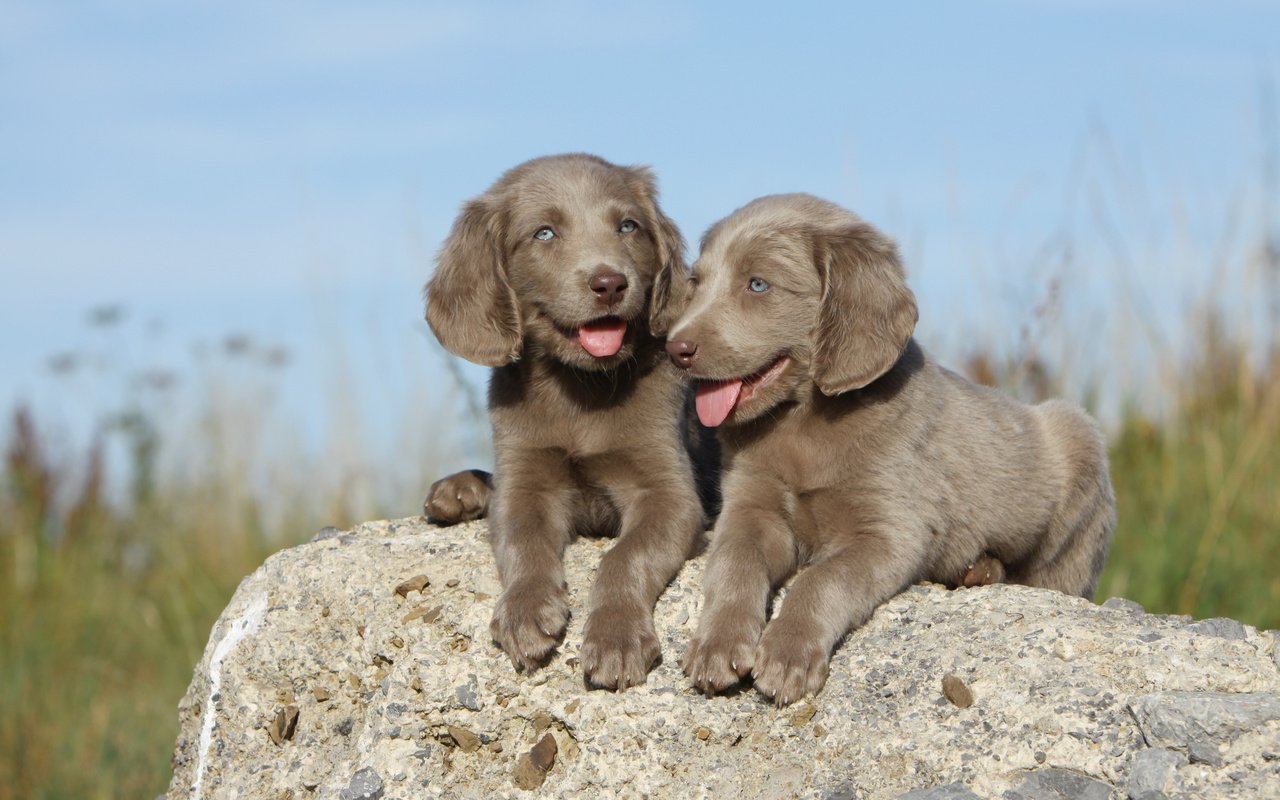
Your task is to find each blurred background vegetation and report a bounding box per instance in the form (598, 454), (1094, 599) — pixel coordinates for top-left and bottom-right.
(3, 227), (1278, 798)
(4, 75), (1280, 800)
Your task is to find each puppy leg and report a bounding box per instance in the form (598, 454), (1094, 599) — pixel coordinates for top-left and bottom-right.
(423, 469), (493, 524)
(684, 503), (797, 694)
(753, 533), (918, 706)
(1017, 402), (1116, 598)
(582, 481), (703, 690)
(488, 454), (575, 671)
(1018, 485), (1114, 598)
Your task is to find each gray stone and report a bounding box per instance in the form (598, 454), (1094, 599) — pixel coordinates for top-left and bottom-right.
(1186, 617), (1247, 641)
(339, 767), (383, 800)
(897, 782), (981, 799)
(1002, 769), (1112, 800)
(167, 518), (1280, 799)
(1127, 747), (1186, 798)
(822, 783), (856, 800)
(310, 525), (342, 542)
(1129, 690), (1280, 765)
(1103, 597), (1145, 614)
(1188, 737), (1224, 767)
(453, 677), (480, 711)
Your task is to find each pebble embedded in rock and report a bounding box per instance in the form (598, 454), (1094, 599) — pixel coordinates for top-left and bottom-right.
(530, 732), (558, 770)
(695, 726), (711, 740)
(268, 705), (300, 745)
(400, 606), (427, 623)
(394, 575), (430, 598)
(942, 675), (973, 709)
(791, 702), (817, 726)
(513, 734), (558, 790)
(447, 725), (481, 753)
(513, 753), (546, 791)
(339, 767), (384, 800)
(454, 681), (481, 711)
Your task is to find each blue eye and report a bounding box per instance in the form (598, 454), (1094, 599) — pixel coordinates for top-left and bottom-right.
(748, 277), (770, 293)
(618, 219), (638, 233)
(534, 227), (556, 241)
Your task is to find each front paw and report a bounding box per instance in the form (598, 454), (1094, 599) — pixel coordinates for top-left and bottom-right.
(682, 606), (762, 694)
(424, 469), (492, 524)
(751, 620), (831, 706)
(581, 607), (661, 691)
(489, 581), (568, 671)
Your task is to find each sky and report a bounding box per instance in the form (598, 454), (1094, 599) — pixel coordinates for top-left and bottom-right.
(2, 1), (1279, 488)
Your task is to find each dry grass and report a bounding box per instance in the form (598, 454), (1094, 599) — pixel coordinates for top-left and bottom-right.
(3, 123), (1279, 795)
(3, 309), (1278, 799)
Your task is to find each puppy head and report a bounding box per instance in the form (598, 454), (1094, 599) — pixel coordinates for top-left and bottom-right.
(666, 194), (917, 427)
(425, 153), (685, 371)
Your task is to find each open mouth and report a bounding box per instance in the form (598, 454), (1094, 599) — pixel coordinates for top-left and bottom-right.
(694, 355), (791, 427)
(574, 316), (629, 358)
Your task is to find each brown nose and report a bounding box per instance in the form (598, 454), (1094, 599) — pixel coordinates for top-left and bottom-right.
(665, 338), (697, 368)
(589, 270), (628, 307)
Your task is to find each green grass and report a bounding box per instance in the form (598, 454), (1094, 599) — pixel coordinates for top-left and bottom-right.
(1098, 338), (1280, 627)
(3, 333), (1278, 799)
(0, 414), (299, 799)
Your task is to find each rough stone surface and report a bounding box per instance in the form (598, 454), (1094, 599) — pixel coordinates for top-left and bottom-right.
(1129, 690), (1280, 770)
(1126, 747), (1186, 799)
(1185, 617), (1247, 641)
(898, 782), (981, 799)
(166, 517), (1280, 799)
(1001, 768), (1112, 800)
(339, 766), (384, 800)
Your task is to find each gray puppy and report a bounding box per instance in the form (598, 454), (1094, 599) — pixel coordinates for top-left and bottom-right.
(667, 194), (1115, 705)
(424, 154), (707, 690)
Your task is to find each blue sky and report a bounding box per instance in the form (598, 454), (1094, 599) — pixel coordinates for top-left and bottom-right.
(2, 1), (1279, 482)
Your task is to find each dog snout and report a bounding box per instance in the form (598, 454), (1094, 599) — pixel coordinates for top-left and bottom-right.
(589, 269), (628, 308)
(665, 337), (698, 368)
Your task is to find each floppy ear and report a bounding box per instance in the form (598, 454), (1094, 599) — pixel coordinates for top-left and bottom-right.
(811, 219), (918, 394)
(626, 167), (687, 337)
(424, 196), (522, 366)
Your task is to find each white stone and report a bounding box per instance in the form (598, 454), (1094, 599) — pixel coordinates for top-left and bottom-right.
(165, 518), (1280, 799)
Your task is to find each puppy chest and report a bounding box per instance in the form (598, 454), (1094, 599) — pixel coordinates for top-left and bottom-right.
(785, 485), (885, 550)
(494, 380), (679, 452)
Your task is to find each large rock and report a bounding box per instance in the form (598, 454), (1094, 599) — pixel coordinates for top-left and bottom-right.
(166, 518), (1280, 799)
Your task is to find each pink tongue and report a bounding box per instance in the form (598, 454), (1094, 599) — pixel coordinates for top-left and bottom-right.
(578, 320), (627, 357)
(695, 380), (743, 427)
